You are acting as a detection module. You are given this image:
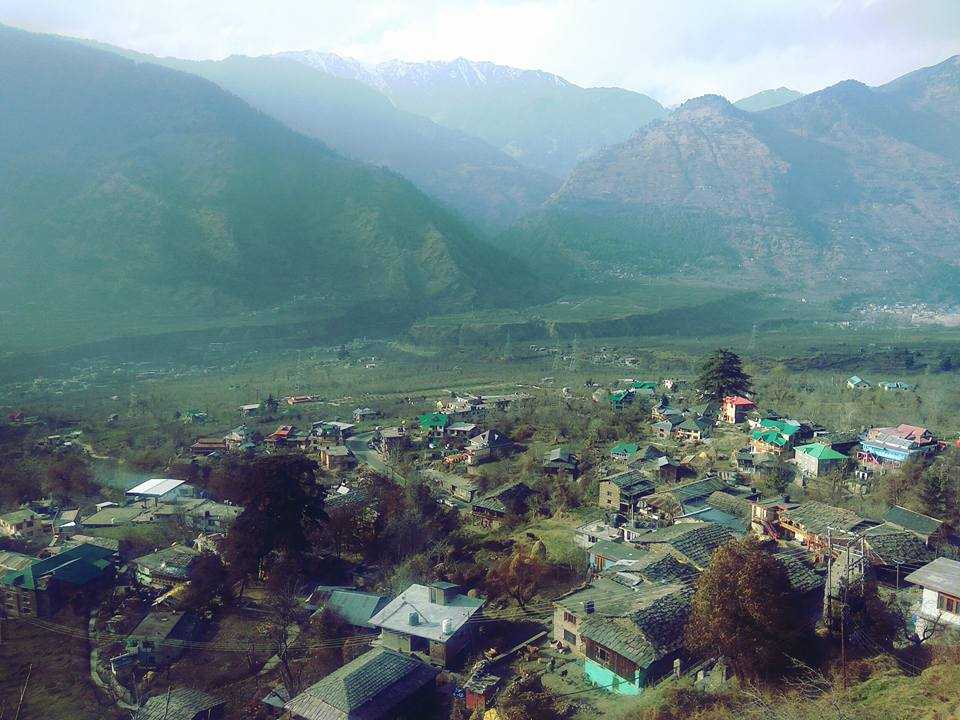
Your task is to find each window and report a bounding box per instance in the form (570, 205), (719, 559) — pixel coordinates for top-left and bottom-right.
(938, 593), (960, 615)
(563, 629), (576, 644)
(563, 611), (576, 625)
(594, 646), (610, 663)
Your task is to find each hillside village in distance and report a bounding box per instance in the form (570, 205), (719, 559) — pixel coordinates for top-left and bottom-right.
(1, 347), (959, 720)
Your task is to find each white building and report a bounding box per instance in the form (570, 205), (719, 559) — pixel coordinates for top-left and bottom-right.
(125, 478), (196, 505)
(905, 557), (960, 637)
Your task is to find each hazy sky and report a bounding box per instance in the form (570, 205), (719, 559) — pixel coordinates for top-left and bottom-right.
(2, 0), (958, 104)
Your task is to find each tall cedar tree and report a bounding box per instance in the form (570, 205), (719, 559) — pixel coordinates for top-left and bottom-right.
(695, 348), (752, 404)
(221, 455), (325, 582)
(686, 538), (807, 680)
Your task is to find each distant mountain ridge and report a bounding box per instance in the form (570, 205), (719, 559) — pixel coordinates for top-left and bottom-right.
(734, 87), (804, 112)
(514, 55), (960, 301)
(281, 51), (668, 177)
(278, 52), (572, 93)
(81, 44), (557, 229)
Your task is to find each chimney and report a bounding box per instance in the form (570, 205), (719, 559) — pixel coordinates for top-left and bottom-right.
(584, 600), (595, 614)
(408, 611), (420, 626)
(442, 618), (454, 635)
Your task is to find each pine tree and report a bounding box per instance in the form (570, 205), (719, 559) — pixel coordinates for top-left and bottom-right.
(694, 348), (752, 403)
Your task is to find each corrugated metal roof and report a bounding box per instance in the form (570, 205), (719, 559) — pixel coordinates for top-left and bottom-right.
(126, 478), (185, 496)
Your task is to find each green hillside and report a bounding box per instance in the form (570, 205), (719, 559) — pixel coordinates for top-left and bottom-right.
(83, 46), (557, 229)
(0, 26), (545, 350)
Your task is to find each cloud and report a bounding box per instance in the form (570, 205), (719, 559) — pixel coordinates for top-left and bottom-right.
(0, 0), (957, 103)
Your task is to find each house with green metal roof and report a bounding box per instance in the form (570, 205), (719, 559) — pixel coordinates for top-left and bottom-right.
(610, 442), (640, 461)
(610, 389), (636, 410)
(1, 542), (114, 618)
(751, 419), (802, 455)
(794, 442), (848, 477)
(285, 647), (439, 720)
(418, 412), (450, 436)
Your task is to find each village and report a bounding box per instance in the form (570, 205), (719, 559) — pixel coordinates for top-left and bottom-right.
(1, 348), (959, 720)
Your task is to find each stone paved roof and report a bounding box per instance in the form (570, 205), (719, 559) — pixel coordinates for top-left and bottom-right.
(882, 506), (943, 537)
(782, 501), (867, 536)
(578, 586), (692, 667)
(864, 526), (936, 566)
(633, 522), (734, 569)
(134, 687), (223, 720)
(285, 647), (438, 720)
(705, 491), (752, 519)
(776, 554), (825, 594)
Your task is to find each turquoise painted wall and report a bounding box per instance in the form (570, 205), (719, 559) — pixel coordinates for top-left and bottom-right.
(584, 659), (642, 696)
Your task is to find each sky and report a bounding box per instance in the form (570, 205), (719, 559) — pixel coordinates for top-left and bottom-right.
(1, 0), (958, 105)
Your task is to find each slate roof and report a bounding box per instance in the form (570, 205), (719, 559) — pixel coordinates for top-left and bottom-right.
(368, 584), (483, 642)
(578, 586), (692, 667)
(781, 501), (867, 536)
(705, 491), (751, 520)
(0, 508), (41, 525)
(590, 540), (648, 563)
(776, 554), (824, 594)
(285, 647), (438, 720)
(134, 687), (223, 720)
(604, 471), (656, 497)
(0, 550), (34, 574)
(132, 545), (200, 580)
(632, 522), (734, 569)
(555, 577), (650, 616)
(664, 477), (728, 505)
(864, 526), (936, 566)
(882, 506), (943, 537)
(603, 552), (700, 586)
(472, 481), (534, 514)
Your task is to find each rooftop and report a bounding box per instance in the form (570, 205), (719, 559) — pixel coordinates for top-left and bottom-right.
(134, 688), (222, 720)
(782, 501), (867, 536)
(285, 647), (438, 720)
(882, 505), (943, 536)
(126, 478), (186, 497)
(905, 557), (960, 595)
(369, 583), (484, 642)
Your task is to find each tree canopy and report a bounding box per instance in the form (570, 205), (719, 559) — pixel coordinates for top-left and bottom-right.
(220, 455), (325, 581)
(686, 538), (808, 680)
(695, 348), (752, 404)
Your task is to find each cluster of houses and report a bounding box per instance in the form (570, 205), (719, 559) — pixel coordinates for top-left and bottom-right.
(5, 373), (960, 719)
(535, 379), (960, 696)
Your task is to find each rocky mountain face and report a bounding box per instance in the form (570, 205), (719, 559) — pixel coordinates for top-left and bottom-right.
(280, 52), (668, 178)
(530, 59), (960, 300)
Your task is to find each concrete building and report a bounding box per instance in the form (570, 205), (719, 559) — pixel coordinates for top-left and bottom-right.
(369, 582), (484, 668)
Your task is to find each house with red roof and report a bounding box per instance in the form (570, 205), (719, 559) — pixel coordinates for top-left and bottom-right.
(721, 396), (756, 424)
